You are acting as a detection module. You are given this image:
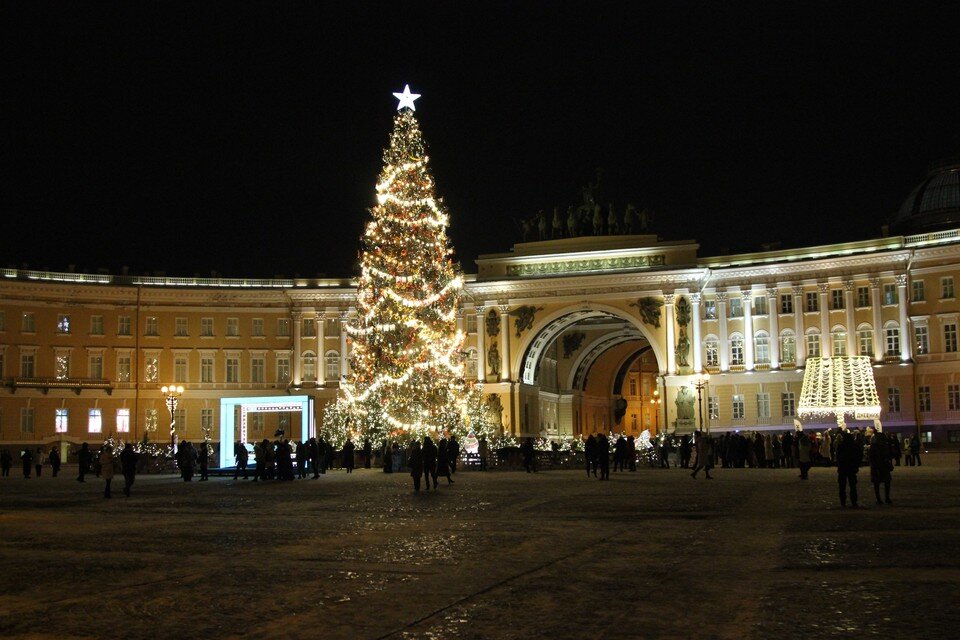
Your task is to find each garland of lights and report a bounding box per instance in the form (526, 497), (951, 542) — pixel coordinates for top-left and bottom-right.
(797, 356), (881, 425)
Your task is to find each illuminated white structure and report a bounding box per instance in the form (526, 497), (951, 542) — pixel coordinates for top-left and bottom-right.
(218, 395), (313, 468)
(797, 356), (881, 427)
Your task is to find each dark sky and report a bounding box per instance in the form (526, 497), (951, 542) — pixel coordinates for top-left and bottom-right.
(2, 2), (959, 278)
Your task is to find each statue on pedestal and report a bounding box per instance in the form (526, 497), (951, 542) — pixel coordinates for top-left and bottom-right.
(487, 343), (501, 382)
(675, 386), (695, 421)
(552, 208), (563, 239)
(566, 206), (578, 237)
(607, 203), (619, 235)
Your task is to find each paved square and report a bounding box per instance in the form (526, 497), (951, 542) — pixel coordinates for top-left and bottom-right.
(1, 456), (958, 639)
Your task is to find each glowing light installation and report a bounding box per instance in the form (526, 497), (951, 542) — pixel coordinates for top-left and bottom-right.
(797, 356), (881, 428)
(325, 88), (470, 444)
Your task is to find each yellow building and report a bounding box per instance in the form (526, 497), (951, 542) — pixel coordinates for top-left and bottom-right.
(2, 160), (959, 458)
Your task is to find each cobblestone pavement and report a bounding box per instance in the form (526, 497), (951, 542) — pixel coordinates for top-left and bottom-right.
(1, 454), (958, 639)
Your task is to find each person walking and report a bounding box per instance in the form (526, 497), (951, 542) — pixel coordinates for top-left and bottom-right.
(627, 435), (637, 472)
(383, 441), (393, 473)
(869, 432), (894, 505)
(234, 441), (249, 480)
(408, 441), (424, 492)
(797, 432), (812, 480)
(120, 443), (138, 497)
(478, 436), (489, 472)
(690, 430), (713, 479)
(309, 438), (321, 479)
(34, 447), (44, 477)
(21, 447), (33, 479)
(99, 444), (115, 498)
(436, 438), (454, 484)
(679, 435), (692, 469)
(391, 442), (402, 473)
(49, 447), (61, 477)
(343, 438), (355, 473)
(77, 442), (91, 482)
(521, 437), (536, 473)
(363, 438), (372, 469)
(198, 442), (209, 481)
(448, 435), (460, 474)
(597, 434), (610, 480)
(0, 449), (12, 477)
(909, 434), (922, 467)
(585, 434), (597, 477)
(835, 430), (861, 508)
(422, 436), (438, 490)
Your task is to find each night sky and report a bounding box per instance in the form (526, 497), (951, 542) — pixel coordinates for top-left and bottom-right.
(2, 2), (959, 278)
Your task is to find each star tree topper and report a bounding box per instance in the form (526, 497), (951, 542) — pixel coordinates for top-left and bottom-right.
(393, 84), (421, 111)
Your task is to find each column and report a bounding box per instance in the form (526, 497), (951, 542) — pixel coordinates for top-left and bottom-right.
(316, 311), (326, 384)
(664, 294), (676, 374)
(691, 293), (703, 372)
(897, 274), (911, 361)
(339, 310), (349, 379)
(475, 306), (486, 383)
(818, 283), (830, 354)
(716, 292), (729, 371)
(793, 286), (805, 367)
(743, 288), (754, 370)
(499, 304), (512, 382)
(292, 310), (303, 384)
(870, 278), (883, 362)
(844, 281), (856, 355)
(767, 288), (780, 369)
(456, 309), (465, 334)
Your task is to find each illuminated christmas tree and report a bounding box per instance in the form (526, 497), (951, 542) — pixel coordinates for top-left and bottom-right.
(324, 85), (470, 444)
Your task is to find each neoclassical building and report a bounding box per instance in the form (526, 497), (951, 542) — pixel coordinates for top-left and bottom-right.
(2, 160), (959, 457)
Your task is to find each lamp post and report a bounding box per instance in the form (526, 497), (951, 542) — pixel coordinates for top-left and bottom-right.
(693, 372), (710, 432)
(650, 389), (662, 433)
(161, 385), (184, 452)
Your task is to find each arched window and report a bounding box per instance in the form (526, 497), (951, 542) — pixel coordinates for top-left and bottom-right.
(325, 350), (340, 380)
(831, 325), (847, 356)
(465, 348), (478, 378)
(730, 333), (744, 366)
(754, 330), (770, 364)
(301, 351), (317, 381)
(704, 335), (719, 367)
(856, 323), (874, 357)
(805, 328), (821, 358)
(779, 329), (796, 364)
(884, 321), (900, 357)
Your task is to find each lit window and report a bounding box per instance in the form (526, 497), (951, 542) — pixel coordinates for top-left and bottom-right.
(806, 332), (821, 358)
(55, 408), (68, 433)
(145, 357), (159, 382)
(116, 408), (130, 433)
(780, 332), (796, 364)
(704, 301), (717, 320)
(887, 387), (901, 413)
(732, 395), (745, 419)
(55, 353), (71, 380)
(857, 329), (874, 356)
(918, 386), (931, 412)
(885, 326), (900, 356)
(754, 332), (770, 364)
(325, 351), (339, 379)
(883, 284), (898, 305)
(277, 356), (290, 383)
(914, 326), (928, 355)
(88, 408), (102, 433)
(729, 298), (742, 318)
(117, 356), (131, 382)
(705, 338), (719, 367)
(302, 352), (317, 381)
(832, 330), (847, 356)
(730, 336), (744, 365)
(945, 323), (958, 353)
(708, 396), (719, 419)
(145, 409), (158, 432)
(942, 277), (955, 299)
(57, 314), (71, 334)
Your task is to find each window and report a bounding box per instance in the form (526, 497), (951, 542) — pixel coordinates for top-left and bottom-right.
(144, 316), (159, 336)
(174, 357), (188, 383)
(173, 408), (185, 433)
(754, 332), (770, 364)
(754, 296), (768, 316)
(942, 277), (955, 299)
(57, 314), (71, 334)
(276, 356), (290, 383)
(175, 317), (188, 336)
(945, 323), (958, 353)
(277, 318), (290, 337)
(90, 315), (104, 335)
(226, 318), (239, 337)
(88, 408), (102, 433)
(912, 280), (925, 302)
(302, 318), (316, 337)
(251, 413), (265, 434)
(325, 351), (340, 379)
(466, 314), (477, 333)
(55, 353), (71, 380)
(628, 377), (637, 396)
(781, 392), (796, 417)
(857, 286), (870, 307)
(251, 356), (265, 383)
(705, 338), (719, 367)
(858, 328), (874, 356)
(117, 356), (131, 382)
(949, 430), (960, 444)
(118, 315), (131, 336)
(252, 318), (264, 337)
(806, 332), (821, 358)
(324, 315), (340, 335)
(708, 396), (719, 419)
(805, 292), (819, 312)
(201, 357), (214, 383)
(885, 325), (900, 356)
(780, 294), (793, 314)
(201, 408), (214, 436)
(302, 351), (317, 381)
(21, 408), (34, 433)
(831, 290), (844, 310)
(883, 284), (898, 305)
(704, 300), (717, 320)
(20, 352), (35, 377)
(729, 298), (742, 318)
(145, 357), (159, 382)
(226, 356), (240, 383)
(201, 318), (214, 337)
(0, 352), (3, 377)
(89, 354), (103, 379)
(949, 384), (960, 411)
(914, 326), (929, 355)
(887, 387), (901, 413)
(918, 386), (931, 412)
(116, 408), (130, 433)
(832, 330), (847, 356)
(730, 335), (744, 365)
(757, 393), (770, 418)
(732, 394), (745, 419)
(0, 310), (4, 331)
(465, 350), (478, 378)
(21, 312), (35, 333)
(55, 408), (69, 433)
(780, 332), (796, 364)
(145, 408), (158, 432)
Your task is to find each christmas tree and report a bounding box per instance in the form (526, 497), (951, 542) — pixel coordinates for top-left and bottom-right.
(325, 86), (471, 445)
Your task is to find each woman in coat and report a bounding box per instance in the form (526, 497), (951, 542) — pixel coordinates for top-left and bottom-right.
(342, 439), (355, 473)
(435, 438), (454, 485)
(407, 441), (423, 492)
(99, 444), (115, 498)
(797, 432), (812, 480)
(869, 432), (893, 505)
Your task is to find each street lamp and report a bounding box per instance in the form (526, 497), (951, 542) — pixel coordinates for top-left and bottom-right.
(161, 385), (184, 451)
(649, 389), (662, 433)
(693, 372), (710, 432)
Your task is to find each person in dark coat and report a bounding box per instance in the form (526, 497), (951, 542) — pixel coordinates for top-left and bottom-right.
(890, 434), (902, 466)
(659, 435), (671, 469)
(679, 435), (692, 468)
(436, 438), (454, 484)
(448, 435), (460, 473)
(363, 439), (372, 469)
(869, 432), (893, 505)
(408, 441), (424, 492)
(21, 448), (33, 478)
(99, 444), (114, 498)
(295, 441), (306, 479)
(521, 437), (536, 473)
(120, 443), (138, 497)
(627, 435), (637, 472)
(77, 442), (91, 482)
(835, 430), (861, 508)
(614, 436), (627, 472)
(343, 439), (356, 473)
(383, 441), (393, 473)
(323, 438), (334, 472)
(421, 437), (437, 490)
(909, 434), (922, 466)
(49, 447), (61, 477)
(478, 436), (489, 471)
(234, 441), (249, 480)
(34, 447), (44, 477)
(309, 438), (321, 478)
(597, 435), (611, 480)
(690, 430), (713, 479)
(584, 435), (597, 477)
(177, 441), (195, 482)
(1, 449), (12, 477)
(198, 442), (209, 481)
